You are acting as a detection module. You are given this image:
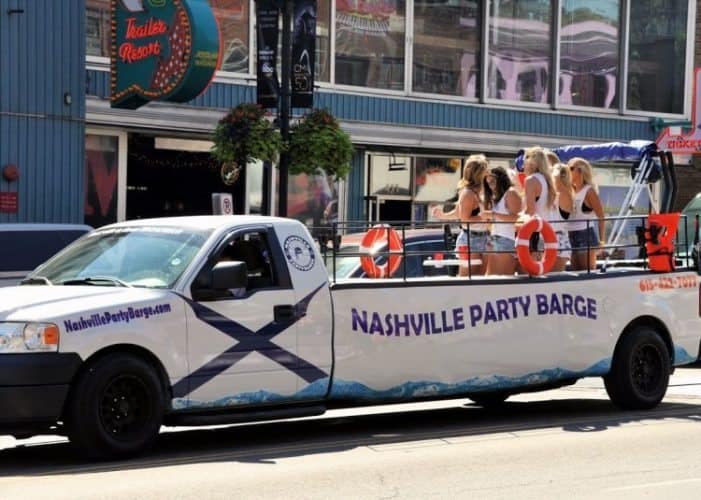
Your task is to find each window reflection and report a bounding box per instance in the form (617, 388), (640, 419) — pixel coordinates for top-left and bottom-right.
(335, 0), (406, 90)
(316, 0), (331, 82)
(86, 0), (110, 58)
(627, 0), (687, 114)
(210, 0), (250, 74)
(559, 0), (619, 109)
(488, 0), (551, 103)
(413, 1), (481, 97)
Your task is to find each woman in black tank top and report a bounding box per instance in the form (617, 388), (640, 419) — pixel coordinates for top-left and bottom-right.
(432, 155), (490, 275)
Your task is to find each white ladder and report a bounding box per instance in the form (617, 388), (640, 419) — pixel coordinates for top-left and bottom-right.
(603, 154), (659, 270)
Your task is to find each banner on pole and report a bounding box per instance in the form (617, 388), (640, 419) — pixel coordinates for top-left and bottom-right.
(291, 0), (316, 108)
(256, 0), (280, 108)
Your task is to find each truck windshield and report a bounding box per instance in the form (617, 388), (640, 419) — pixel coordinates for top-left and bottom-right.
(27, 226), (212, 288)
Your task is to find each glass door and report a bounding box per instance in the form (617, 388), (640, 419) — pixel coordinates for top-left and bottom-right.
(85, 129), (127, 228)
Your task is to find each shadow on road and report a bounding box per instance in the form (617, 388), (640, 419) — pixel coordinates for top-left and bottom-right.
(1, 397), (701, 476)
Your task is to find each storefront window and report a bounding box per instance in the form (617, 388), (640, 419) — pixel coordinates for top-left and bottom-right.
(414, 157), (462, 202)
(627, 0), (687, 114)
(370, 155), (412, 196)
(559, 0), (619, 109)
(86, 0), (110, 58)
(488, 0), (552, 103)
(210, 0), (250, 74)
(335, 0), (406, 90)
(85, 135), (119, 228)
(413, 1), (481, 97)
(285, 173), (339, 233)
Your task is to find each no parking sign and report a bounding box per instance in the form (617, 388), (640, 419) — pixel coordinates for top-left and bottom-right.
(212, 193), (234, 215)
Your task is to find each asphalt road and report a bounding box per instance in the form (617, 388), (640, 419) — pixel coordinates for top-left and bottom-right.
(2, 367), (701, 499)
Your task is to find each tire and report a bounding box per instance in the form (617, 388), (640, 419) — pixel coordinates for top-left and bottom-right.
(604, 326), (670, 410)
(66, 353), (165, 459)
(468, 391), (509, 408)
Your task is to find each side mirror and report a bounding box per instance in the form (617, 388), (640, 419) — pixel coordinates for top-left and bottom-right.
(212, 261), (248, 290)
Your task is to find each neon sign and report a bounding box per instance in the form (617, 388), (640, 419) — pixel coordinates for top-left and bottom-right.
(110, 0), (221, 110)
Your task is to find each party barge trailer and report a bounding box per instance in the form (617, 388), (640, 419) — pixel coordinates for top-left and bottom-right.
(0, 213), (699, 459)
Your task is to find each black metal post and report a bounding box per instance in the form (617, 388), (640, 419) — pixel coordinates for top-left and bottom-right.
(277, 0), (293, 217)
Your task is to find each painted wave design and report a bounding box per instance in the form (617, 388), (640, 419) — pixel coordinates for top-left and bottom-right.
(173, 358), (611, 409)
(674, 345), (697, 366)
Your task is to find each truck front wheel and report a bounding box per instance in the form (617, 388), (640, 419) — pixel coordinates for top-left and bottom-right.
(604, 326), (670, 410)
(66, 353), (165, 459)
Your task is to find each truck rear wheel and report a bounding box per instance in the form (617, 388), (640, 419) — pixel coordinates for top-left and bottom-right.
(66, 353), (164, 459)
(604, 326), (670, 410)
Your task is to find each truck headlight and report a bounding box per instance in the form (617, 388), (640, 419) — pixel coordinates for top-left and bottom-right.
(0, 323), (59, 353)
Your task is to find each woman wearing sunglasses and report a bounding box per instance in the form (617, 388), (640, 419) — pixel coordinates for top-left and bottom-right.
(567, 157), (606, 271)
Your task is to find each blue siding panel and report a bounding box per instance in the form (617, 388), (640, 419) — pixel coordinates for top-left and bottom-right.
(87, 64), (655, 143)
(0, 116), (83, 223)
(0, 0), (85, 223)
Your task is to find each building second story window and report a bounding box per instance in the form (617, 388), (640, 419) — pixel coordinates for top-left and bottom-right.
(559, 0), (620, 109)
(335, 0), (406, 91)
(86, 0), (110, 58)
(488, 0), (553, 104)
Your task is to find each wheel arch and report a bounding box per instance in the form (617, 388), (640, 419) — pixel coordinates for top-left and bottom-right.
(616, 315), (674, 365)
(62, 344), (172, 419)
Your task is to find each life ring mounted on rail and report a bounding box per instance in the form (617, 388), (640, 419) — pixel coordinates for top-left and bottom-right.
(360, 225), (403, 278)
(516, 216), (558, 276)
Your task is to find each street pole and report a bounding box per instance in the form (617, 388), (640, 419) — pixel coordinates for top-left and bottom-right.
(277, 0), (293, 217)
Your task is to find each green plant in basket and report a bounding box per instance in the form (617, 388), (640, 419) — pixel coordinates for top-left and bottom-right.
(212, 104), (281, 184)
(288, 109), (354, 180)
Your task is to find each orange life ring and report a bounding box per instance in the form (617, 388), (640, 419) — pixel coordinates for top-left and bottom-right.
(360, 225), (403, 278)
(516, 217), (558, 276)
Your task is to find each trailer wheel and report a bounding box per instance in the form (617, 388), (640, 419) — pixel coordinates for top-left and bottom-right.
(604, 326), (670, 410)
(467, 391), (509, 408)
(66, 353), (164, 459)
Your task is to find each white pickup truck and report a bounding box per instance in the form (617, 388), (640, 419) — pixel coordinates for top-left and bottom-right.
(1, 215), (699, 459)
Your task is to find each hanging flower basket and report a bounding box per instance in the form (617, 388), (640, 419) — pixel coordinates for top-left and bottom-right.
(211, 103), (281, 183)
(288, 109), (354, 180)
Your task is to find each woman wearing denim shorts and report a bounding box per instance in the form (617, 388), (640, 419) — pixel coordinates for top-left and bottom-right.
(433, 155), (490, 276)
(551, 164), (574, 271)
(567, 158), (605, 271)
(482, 166), (522, 275)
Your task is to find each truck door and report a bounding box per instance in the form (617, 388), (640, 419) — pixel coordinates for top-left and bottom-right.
(180, 227), (304, 409)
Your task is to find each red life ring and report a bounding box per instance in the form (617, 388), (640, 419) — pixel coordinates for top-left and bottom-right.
(360, 225), (403, 278)
(516, 216), (558, 276)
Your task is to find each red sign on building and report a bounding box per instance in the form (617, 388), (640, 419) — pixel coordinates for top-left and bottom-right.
(0, 192), (18, 213)
(657, 68), (701, 154)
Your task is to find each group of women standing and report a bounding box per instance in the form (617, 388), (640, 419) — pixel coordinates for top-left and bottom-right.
(432, 146), (606, 276)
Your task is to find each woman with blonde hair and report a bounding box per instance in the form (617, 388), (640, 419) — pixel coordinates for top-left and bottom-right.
(521, 147), (557, 261)
(523, 146), (557, 217)
(551, 163), (574, 271)
(433, 154), (490, 275)
(567, 157), (605, 271)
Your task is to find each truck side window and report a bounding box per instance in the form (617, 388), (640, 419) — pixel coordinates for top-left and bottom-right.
(218, 232), (277, 292)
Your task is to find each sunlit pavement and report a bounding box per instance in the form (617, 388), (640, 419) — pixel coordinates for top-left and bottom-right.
(2, 364), (700, 452)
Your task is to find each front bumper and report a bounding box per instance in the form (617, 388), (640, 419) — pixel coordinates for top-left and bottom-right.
(0, 353), (82, 425)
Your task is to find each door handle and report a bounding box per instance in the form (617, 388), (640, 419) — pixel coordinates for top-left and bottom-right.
(274, 304), (296, 323)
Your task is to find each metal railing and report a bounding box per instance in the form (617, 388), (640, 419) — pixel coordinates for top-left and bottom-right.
(310, 213), (692, 283)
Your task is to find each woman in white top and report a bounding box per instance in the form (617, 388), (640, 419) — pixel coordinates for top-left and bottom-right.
(482, 166), (522, 275)
(522, 147), (557, 258)
(433, 154), (489, 276)
(567, 157), (605, 271)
